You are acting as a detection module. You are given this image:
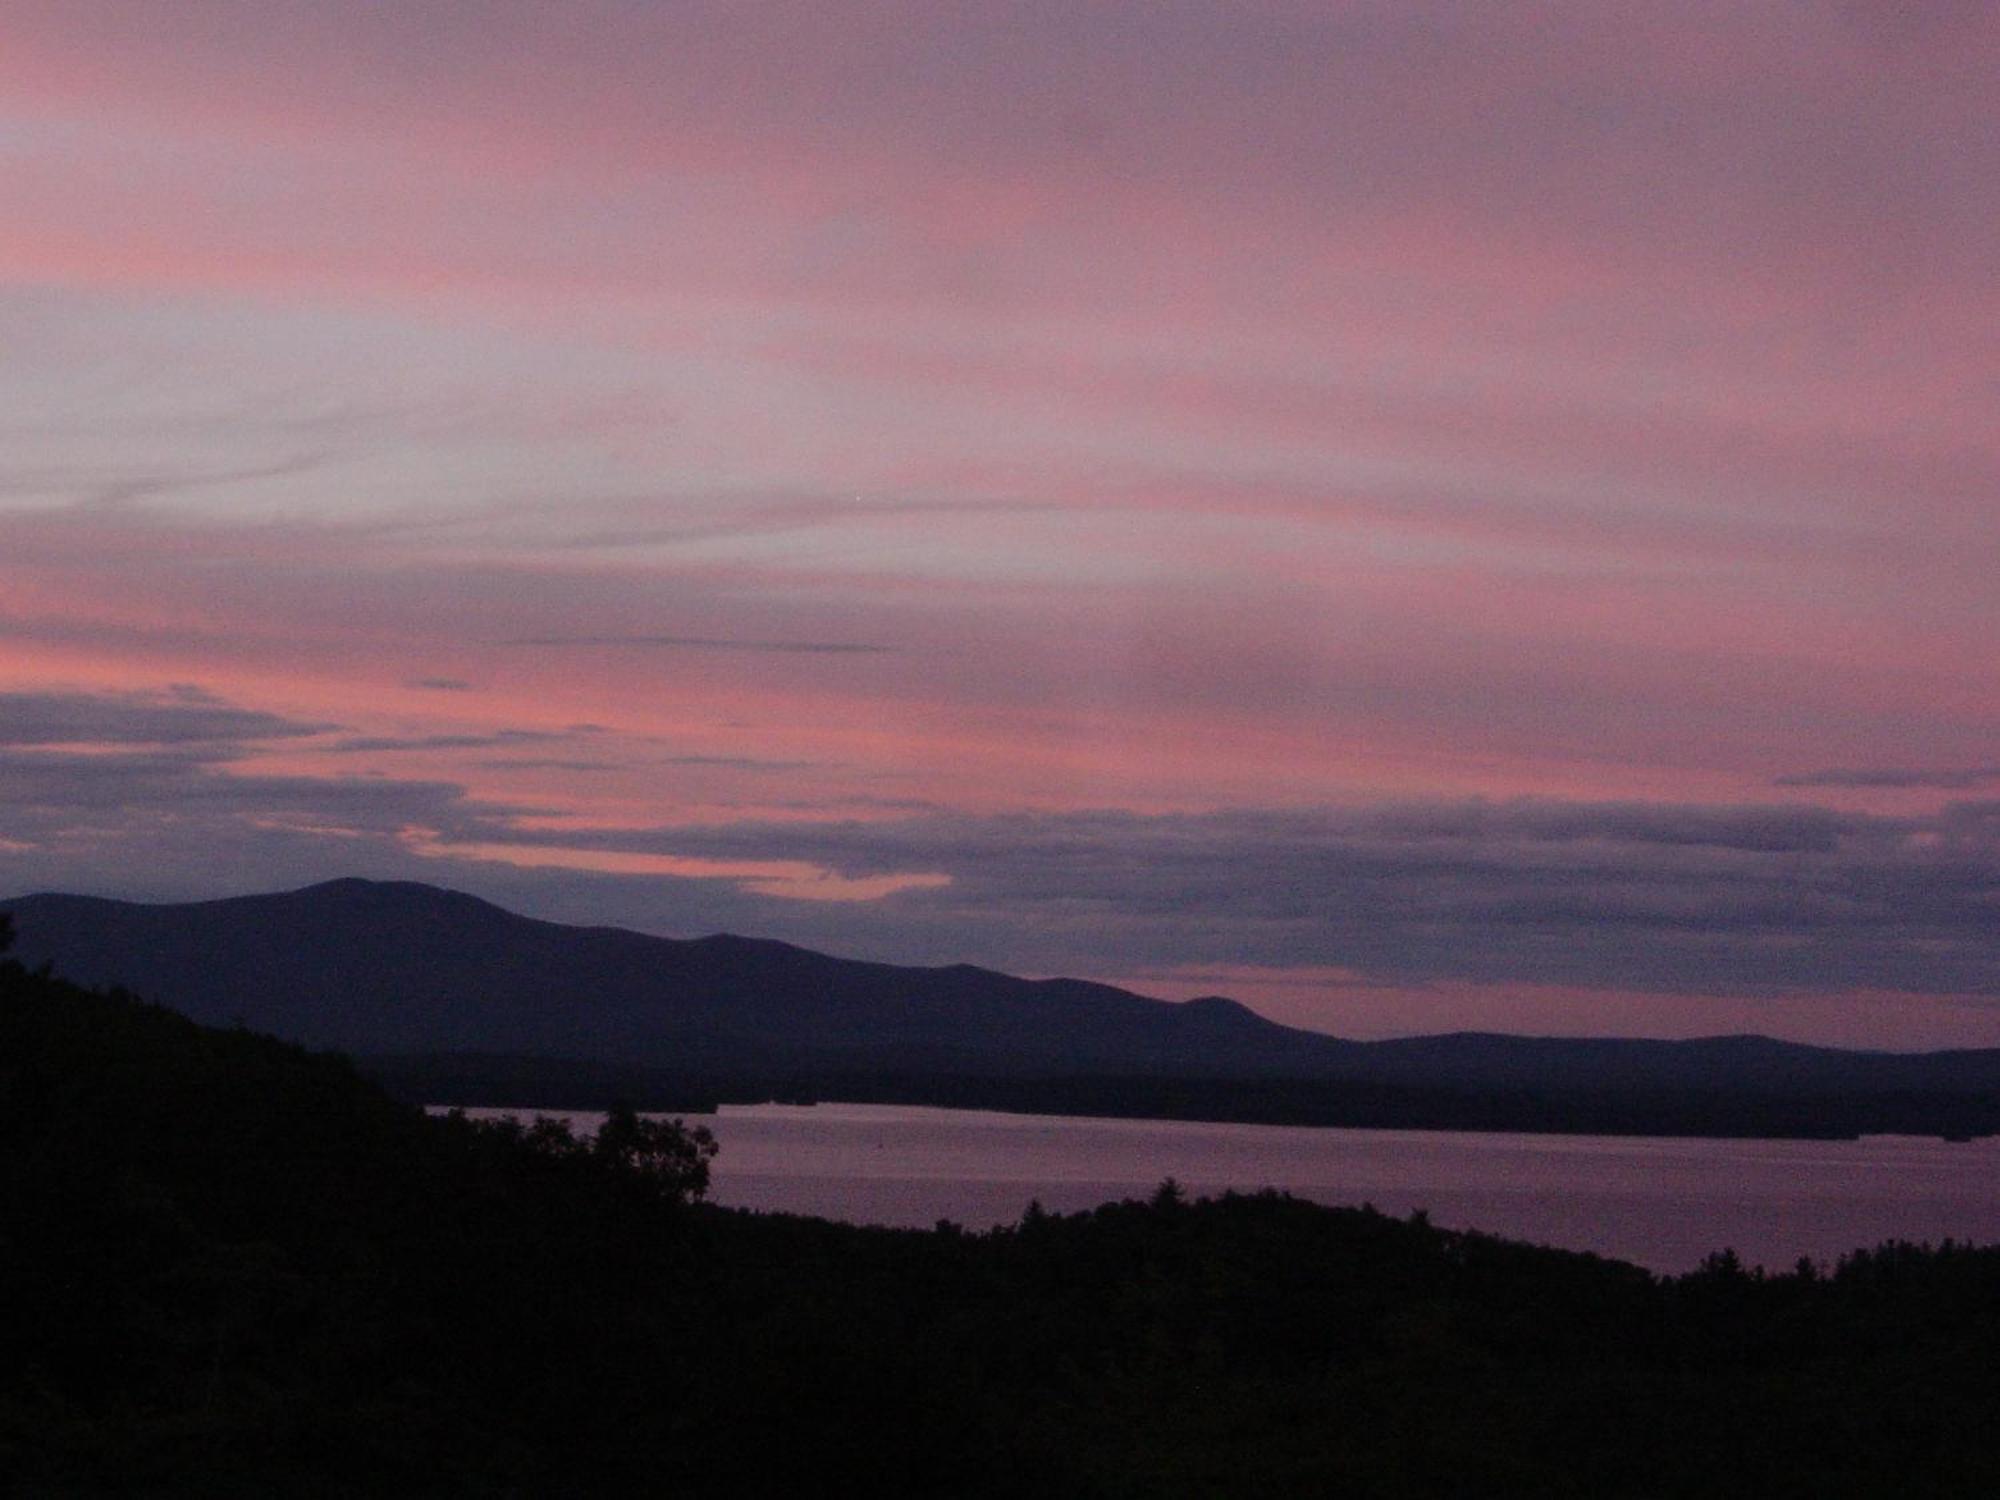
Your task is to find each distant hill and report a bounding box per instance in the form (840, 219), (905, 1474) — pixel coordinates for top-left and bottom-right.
(9, 878), (2000, 1135)
(1, 878), (1343, 1076)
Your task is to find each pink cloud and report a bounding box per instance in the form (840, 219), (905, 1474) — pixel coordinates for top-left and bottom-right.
(2, 4), (1995, 1039)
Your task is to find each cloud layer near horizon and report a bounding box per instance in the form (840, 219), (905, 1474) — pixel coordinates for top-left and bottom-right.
(5, 687), (2000, 1048)
(1, 5), (1995, 1044)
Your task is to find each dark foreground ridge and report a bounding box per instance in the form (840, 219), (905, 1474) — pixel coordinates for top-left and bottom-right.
(7, 930), (2000, 1496)
(10, 879), (2000, 1138)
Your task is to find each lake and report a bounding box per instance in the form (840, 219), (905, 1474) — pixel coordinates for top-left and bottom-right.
(471, 1101), (2000, 1275)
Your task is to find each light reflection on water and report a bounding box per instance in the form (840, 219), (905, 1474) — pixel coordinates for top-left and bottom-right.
(460, 1101), (2000, 1275)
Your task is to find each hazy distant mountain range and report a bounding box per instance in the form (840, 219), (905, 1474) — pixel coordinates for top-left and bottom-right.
(9, 878), (2000, 1137)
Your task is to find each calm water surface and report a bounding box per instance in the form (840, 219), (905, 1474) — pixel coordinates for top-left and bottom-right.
(479, 1102), (2000, 1275)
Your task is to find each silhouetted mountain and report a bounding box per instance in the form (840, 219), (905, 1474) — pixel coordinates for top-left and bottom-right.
(11, 880), (2000, 1134)
(2, 878), (1348, 1078)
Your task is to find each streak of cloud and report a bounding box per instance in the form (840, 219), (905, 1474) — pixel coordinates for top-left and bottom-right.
(0, 690), (332, 747)
(1776, 766), (2000, 791)
(326, 731), (558, 753)
(504, 636), (892, 656)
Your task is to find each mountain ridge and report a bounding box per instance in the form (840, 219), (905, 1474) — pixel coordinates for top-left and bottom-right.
(1, 877), (1338, 1078)
(8, 878), (2000, 1128)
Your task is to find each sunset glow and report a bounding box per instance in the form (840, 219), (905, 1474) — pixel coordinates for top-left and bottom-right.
(3, 2), (1996, 1044)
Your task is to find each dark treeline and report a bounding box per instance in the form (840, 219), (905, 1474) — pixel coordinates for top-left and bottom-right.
(6, 927), (2000, 1496)
(378, 1052), (2000, 1141)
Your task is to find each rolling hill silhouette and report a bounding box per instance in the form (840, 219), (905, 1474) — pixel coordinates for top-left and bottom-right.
(3, 878), (1336, 1076)
(9, 878), (2000, 1133)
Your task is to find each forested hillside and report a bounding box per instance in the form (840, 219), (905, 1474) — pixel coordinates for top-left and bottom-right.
(5, 919), (2000, 1496)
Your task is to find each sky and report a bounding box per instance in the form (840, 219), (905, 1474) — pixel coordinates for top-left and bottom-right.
(2, 1), (1996, 1047)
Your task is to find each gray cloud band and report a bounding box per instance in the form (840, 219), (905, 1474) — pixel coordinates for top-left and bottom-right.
(2, 707), (1998, 1002)
(1777, 767), (2000, 791)
(0, 691), (333, 747)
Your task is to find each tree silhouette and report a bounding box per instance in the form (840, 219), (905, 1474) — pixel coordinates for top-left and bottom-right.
(592, 1101), (719, 1206)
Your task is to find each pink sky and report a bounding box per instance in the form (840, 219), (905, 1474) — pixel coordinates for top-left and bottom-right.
(2, 2), (1996, 1046)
